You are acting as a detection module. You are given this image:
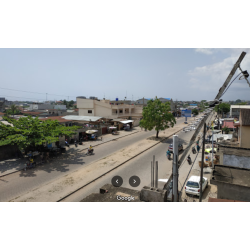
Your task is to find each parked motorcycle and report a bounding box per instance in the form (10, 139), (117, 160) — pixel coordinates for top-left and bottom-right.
(187, 155), (192, 165)
(75, 140), (78, 147)
(65, 141), (70, 148)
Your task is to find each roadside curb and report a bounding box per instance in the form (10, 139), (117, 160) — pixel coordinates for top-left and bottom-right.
(57, 127), (184, 202)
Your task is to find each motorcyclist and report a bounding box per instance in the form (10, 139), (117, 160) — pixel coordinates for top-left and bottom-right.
(88, 145), (93, 153)
(166, 150), (171, 158)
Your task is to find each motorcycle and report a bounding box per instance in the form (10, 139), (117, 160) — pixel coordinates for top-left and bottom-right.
(192, 146), (196, 154)
(187, 155), (192, 165)
(167, 153), (171, 160)
(65, 141), (70, 148)
(75, 141), (78, 147)
(86, 148), (94, 155)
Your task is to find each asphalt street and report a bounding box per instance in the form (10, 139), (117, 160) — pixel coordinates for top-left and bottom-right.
(0, 117), (186, 201)
(63, 122), (197, 201)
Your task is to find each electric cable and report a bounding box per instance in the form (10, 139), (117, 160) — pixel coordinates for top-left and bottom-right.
(220, 72), (242, 98)
(0, 87), (76, 99)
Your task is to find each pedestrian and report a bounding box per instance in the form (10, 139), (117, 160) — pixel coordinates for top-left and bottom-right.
(197, 144), (200, 153)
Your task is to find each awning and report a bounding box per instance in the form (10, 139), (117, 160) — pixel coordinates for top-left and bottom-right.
(85, 130), (98, 134)
(119, 120), (134, 124)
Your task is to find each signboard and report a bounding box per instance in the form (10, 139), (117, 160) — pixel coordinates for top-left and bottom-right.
(181, 109), (192, 117)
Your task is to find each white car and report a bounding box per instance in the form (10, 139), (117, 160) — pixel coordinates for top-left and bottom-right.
(185, 176), (208, 197)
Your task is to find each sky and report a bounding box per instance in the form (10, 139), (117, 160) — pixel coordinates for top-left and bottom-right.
(0, 48), (250, 102)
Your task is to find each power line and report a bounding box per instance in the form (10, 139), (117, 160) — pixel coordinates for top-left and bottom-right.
(0, 87), (76, 99)
(221, 72), (242, 98)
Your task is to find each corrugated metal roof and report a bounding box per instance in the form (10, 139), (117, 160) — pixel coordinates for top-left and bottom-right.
(62, 115), (103, 122)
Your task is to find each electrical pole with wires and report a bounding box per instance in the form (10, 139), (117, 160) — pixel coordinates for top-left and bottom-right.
(199, 122), (207, 202)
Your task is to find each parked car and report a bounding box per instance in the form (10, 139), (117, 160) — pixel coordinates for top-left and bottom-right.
(168, 143), (183, 153)
(185, 176), (208, 197)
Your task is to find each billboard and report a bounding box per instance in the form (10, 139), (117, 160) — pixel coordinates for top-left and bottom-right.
(181, 109), (192, 117)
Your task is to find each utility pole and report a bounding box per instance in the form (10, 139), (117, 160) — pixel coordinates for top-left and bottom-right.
(172, 135), (179, 202)
(199, 123), (206, 202)
(215, 51), (247, 100)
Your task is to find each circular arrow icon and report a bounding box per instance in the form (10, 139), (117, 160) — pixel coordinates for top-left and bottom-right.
(111, 176), (123, 187)
(129, 176), (140, 187)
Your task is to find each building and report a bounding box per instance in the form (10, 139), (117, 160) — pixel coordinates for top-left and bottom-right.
(136, 98), (152, 105)
(234, 109), (250, 148)
(0, 97), (5, 112)
(77, 97), (143, 120)
(28, 104), (67, 111)
(210, 164), (250, 202)
(221, 118), (235, 131)
(230, 105), (250, 118)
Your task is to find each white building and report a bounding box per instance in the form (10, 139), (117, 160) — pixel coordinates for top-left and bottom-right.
(230, 105), (250, 118)
(77, 97), (143, 120)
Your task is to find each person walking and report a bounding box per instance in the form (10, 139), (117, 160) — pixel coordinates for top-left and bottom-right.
(197, 144), (200, 153)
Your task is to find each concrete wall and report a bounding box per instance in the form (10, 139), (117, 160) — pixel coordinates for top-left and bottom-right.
(241, 126), (250, 148)
(211, 180), (250, 202)
(223, 154), (250, 169)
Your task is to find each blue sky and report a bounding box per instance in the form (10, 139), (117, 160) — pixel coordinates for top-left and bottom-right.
(0, 48), (250, 102)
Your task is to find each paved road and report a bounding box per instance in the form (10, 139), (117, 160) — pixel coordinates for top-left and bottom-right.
(63, 113), (214, 202)
(62, 125), (197, 201)
(0, 117), (187, 201)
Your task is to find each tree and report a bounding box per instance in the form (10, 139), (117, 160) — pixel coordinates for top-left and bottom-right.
(214, 103), (230, 114)
(139, 97), (176, 138)
(192, 108), (199, 116)
(235, 99), (242, 104)
(222, 126), (230, 134)
(0, 116), (81, 152)
(5, 104), (20, 117)
(238, 102), (248, 105)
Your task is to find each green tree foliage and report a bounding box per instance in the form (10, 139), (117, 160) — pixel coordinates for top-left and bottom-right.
(238, 102), (248, 105)
(214, 103), (230, 114)
(235, 99), (242, 104)
(192, 108), (199, 116)
(0, 116), (81, 151)
(139, 97), (176, 138)
(5, 104), (20, 117)
(222, 126), (230, 134)
(60, 99), (75, 109)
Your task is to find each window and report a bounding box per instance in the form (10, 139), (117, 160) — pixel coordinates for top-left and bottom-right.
(88, 110), (92, 114)
(186, 181), (199, 188)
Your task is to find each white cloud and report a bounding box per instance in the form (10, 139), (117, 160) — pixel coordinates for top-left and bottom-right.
(195, 48), (215, 55)
(189, 49), (250, 100)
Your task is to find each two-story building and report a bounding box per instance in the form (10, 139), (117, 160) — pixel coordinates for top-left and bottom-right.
(77, 97), (143, 121)
(234, 109), (250, 148)
(230, 105), (250, 119)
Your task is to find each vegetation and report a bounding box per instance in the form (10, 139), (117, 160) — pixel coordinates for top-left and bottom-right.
(139, 97), (176, 138)
(0, 116), (81, 152)
(222, 126), (230, 134)
(4, 104), (21, 117)
(60, 100), (75, 109)
(238, 102), (248, 105)
(192, 108), (199, 116)
(214, 103), (230, 114)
